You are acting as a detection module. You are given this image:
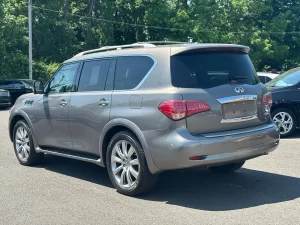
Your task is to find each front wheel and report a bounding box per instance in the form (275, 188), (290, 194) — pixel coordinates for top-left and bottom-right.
(106, 131), (158, 196)
(13, 120), (44, 166)
(208, 161), (245, 174)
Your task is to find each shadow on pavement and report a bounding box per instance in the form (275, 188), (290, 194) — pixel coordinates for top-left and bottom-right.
(285, 129), (300, 139)
(142, 167), (300, 211)
(41, 155), (113, 188)
(41, 155), (300, 211)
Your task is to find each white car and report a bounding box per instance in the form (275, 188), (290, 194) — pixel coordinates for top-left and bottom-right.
(257, 72), (279, 84)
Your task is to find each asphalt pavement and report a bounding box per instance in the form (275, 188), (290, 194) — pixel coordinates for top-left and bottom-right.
(0, 109), (299, 225)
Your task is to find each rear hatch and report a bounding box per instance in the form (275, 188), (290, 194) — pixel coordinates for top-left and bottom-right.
(171, 48), (268, 134)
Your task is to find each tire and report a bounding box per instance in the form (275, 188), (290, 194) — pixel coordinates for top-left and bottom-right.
(106, 131), (158, 196)
(271, 108), (296, 138)
(208, 161), (245, 174)
(13, 120), (44, 166)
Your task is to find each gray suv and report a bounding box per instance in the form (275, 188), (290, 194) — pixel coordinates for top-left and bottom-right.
(9, 42), (280, 196)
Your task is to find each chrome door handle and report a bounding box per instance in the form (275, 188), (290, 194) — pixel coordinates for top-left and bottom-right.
(60, 99), (68, 106)
(98, 99), (109, 107)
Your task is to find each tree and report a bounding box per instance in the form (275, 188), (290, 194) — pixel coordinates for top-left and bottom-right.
(0, 0), (299, 81)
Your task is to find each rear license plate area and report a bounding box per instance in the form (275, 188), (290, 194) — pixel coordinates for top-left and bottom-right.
(222, 101), (257, 119)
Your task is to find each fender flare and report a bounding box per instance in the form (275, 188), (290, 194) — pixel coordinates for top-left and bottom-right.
(9, 110), (39, 148)
(9, 110), (33, 140)
(99, 118), (160, 174)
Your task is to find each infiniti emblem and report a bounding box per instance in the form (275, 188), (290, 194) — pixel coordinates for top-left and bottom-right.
(234, 87), (244, 93)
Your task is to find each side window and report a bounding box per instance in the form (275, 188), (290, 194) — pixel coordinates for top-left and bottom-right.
(0, 81), (14, 89)
(114, 56), (154, 90)
(265, 77), (272, 83)
(259, 76), (266, 84)
(78, 59), (110, 92)
(48, 63), (79, 93)
(14, 81), (26, 89)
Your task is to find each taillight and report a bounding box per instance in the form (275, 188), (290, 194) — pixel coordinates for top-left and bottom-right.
(262, 92), (272, 107)
(158, 100), (211, 121)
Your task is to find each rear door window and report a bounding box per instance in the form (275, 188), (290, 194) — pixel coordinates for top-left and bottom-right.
(114, 56), (154, 90)
(78, 59), (110, 92)
(171, 52), (259, 89)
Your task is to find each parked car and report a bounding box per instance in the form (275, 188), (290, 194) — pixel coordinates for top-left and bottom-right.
(0, 89), (11, 108)
(257, 72), (279, 84)
(0, 79), (34, 105)
(266, 67), (300, 137)
(9, 42), (279, 196)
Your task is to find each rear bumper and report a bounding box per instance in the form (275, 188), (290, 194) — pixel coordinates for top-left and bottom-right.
(143, 123), (279, 171)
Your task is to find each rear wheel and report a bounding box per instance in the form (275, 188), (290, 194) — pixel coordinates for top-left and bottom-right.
(271, 108), (296, 138)
(13, 120), (44, 166)
(208, 161), (245, 174)
(106, 131), (158, 196)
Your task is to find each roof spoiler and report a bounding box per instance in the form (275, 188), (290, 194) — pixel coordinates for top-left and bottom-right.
(171, 44), (250, 56)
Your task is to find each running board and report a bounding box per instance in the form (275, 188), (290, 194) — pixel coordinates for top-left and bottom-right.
(35, 147), (103, 166)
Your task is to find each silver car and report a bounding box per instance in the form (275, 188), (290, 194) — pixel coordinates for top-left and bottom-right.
(9, 42), (280, 196)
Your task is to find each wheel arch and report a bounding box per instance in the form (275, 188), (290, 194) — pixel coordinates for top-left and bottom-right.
(9, 112), (34, 142)
(99, 118), (160, 174)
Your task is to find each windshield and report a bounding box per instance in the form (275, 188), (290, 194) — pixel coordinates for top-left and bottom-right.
(20, 80), (34, 87)
(267, 68), (300, 87)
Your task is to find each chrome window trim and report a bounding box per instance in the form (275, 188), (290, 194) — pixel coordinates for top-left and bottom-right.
(112, 54), (157, 91)
(70, 54), (158, 92)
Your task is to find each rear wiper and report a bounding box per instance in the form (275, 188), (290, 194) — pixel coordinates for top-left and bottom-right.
(229, 76), (248, 81)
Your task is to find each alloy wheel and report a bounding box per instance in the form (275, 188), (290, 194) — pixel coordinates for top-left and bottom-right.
(111, 140), (140, 189)
(15, 126), (30, 161)
(273, 112), (293, 135)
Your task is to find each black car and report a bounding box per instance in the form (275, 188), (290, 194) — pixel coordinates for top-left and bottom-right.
(0, 79), (34, 105)
(267, 67), (300, 137)
(0, 89), (11, 108)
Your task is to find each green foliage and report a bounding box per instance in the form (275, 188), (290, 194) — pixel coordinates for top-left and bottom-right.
(0, 0), (299, 81)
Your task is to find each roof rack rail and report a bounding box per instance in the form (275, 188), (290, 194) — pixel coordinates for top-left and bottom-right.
(136, 41), (190, 45)
(73, 41), (194, 58)
(73, 43), (156, 58)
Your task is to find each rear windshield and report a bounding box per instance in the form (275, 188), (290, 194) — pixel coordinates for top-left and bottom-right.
(171, 52), (259, 89)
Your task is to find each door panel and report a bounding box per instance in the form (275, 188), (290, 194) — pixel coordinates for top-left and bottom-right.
(34, 94), (73, 149)
(69, 91), (112, 155)
(68, 59), (111, 155)
(32, 62), (79, 150)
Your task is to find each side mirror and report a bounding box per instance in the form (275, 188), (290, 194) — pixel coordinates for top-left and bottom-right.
(33, 80), (45, 94)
